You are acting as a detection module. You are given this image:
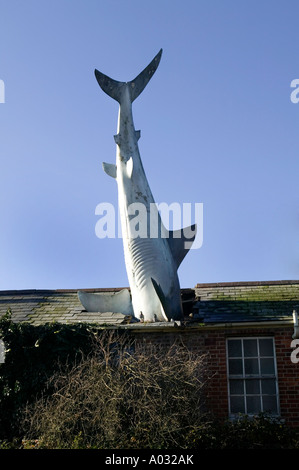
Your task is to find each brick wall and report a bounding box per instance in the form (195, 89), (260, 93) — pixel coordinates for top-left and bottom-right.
(132, 324), (299, 426)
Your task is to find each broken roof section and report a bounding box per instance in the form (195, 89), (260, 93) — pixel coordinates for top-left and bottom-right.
(0, 281), (298, 328)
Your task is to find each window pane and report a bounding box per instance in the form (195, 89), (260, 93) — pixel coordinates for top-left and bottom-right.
(230, 396), (245, 414)
(260, 358), (275, 375)
(229, 359), (243, 375)
(228, 337), (278, 418)
(262, 396), (278, 414)
(259, 339), (274, 357)
(261, 379), (276, 395)
(243, 339), (258, 357)
(247, 396), (261, 414)
(245, 379), (260, 394)
(244, 358), (259, 375)
(227, 340), (242, 358)
(230, 379), (244, 395)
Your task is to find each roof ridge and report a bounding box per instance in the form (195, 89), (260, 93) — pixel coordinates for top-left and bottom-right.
(0, 287), (128, 295)
(1, 281), (299, 296)
(195, 280), (299, 288)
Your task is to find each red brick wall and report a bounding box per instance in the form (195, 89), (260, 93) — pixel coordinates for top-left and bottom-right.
(132, 325), (299, 426)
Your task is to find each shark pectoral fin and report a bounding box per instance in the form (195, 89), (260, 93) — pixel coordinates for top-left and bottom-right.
(102, 162), (117, 178)
(126, 156), (133, 178)
(78, 288), (133, 315)
(151, 278), (169, 322)
(168, 224), (197, 268)
(135, 130), (141, 141)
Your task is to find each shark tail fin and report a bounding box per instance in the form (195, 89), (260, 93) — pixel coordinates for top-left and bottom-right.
(94, 70), (125, 103)
(129, 49), (162, 102)
(94, 49), (162, 104)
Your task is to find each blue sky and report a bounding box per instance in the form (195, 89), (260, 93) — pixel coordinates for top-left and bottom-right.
(0, 0), (299, 290)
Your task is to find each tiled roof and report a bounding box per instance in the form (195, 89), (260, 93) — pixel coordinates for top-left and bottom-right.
(192, 280), (299, 323)
(0, 288), (134, 326)
(0, 281), (298, 327)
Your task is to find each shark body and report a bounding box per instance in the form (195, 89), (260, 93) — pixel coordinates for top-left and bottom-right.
(78, 50), (196, 322)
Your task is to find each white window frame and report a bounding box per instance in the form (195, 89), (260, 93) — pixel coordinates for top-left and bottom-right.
(226, 336), (280, 418)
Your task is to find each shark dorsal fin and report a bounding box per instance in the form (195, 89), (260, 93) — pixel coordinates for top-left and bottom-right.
(167, 224), (197, 268)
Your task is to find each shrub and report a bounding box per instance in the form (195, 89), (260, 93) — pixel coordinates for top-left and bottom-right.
(22, 331), (208, 449)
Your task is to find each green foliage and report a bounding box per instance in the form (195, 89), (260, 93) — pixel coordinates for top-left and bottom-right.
(0, 309), (100, 441)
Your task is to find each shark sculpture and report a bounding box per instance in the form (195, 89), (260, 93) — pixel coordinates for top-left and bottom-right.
(78, 49), (196, 322)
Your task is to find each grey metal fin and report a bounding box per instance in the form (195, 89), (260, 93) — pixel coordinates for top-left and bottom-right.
(78, 288), (133, 315)
(94, 70), (125, 103)
(94, 49), (162, 104)
(167, 224), (197, 268)
(102, 162), (117, 178)
(128, 49), (162, 102)
(151, 278), (169, 322)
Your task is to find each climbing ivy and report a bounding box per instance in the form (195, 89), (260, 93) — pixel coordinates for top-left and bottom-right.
(0, 309), (100, 440)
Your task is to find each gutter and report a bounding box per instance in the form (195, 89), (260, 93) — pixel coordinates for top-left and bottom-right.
(114, 319), (293, 333)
